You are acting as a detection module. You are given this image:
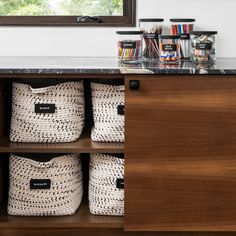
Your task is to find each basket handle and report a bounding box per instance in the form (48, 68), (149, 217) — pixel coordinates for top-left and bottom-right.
(30, 86), (55, 94)
(27, 158), (55, 168)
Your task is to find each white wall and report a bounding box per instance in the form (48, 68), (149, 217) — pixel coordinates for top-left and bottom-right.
(0, 0), (234, 57)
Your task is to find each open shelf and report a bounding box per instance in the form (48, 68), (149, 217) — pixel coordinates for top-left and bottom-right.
(0, 134), (124, 154)
(0, 200), (124, 230)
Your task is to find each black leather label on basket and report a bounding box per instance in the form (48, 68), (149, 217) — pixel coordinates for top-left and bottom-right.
(35, 104), (56, 114)
(196, 43), (212, 50)
(116, 179), (124, 189)
(117, 105), (125, 115)
(30, 179), (51, 189)
(180, 33), (190, 40)
(121, 42), (136, 49)
(162, 44), (177, 51)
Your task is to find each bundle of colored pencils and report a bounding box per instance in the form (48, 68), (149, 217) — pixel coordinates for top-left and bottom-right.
(118, 40), (142, 63)
(171, 23), (194, 35)
(171, 23), (194, 59)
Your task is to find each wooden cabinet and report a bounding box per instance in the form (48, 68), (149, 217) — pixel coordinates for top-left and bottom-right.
(1, 74), (236, 235)
(125, 75), (236, 231)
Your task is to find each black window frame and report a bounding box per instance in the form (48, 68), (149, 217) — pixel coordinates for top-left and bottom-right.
(0, 0), (136, 26)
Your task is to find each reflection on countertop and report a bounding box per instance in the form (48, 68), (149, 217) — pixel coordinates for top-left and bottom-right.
(0, 57), (234, 74)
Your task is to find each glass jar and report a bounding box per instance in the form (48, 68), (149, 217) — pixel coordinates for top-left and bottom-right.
(170, 18), (195, 59)
(159, 35), (181, 63)
(139, 18), (164, 60)
(190, 31), (217, 63)
(116, 31), (143, 64)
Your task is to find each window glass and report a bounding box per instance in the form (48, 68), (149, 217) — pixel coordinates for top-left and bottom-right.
(0, 0), (123, 16)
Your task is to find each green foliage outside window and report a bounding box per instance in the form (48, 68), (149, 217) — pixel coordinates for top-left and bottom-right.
(0, 0), (123, 16)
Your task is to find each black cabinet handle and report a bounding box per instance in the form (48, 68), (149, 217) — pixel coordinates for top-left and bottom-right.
(129, 80), (139, 90)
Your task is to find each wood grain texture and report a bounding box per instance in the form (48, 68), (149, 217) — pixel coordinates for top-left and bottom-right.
(0, 200), (123, 230)
(0, 134), (124, 154)
(125, 75), (236, 231)
(0, 230), (235, 236)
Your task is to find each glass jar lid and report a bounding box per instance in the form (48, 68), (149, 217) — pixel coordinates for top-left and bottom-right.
(116, 31), (143, 35)
(170, 18), (195, 22)
(139, 18), (164, 22)
(190, 31), (218, 35)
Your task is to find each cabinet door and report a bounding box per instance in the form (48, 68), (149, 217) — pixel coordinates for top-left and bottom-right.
(125, 76), (236, 231)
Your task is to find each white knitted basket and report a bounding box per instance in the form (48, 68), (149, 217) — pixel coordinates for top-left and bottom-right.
(89, 153), (124, 216)
(91, 83), (125, 142)
(10, 81), (85, 143)
(8, 154), (83, 216)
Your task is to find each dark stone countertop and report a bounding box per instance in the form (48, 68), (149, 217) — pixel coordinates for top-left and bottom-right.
(0, 57), (236, 75)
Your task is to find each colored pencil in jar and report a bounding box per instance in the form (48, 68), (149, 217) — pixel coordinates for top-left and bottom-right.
(118, 40), (142, 63)
(139, 18), (164, 59)
(170, 19), (195, 59)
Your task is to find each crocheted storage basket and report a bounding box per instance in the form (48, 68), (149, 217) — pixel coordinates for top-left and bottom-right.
(91, 82), (125, 142)
(10, 81), (85, 143)
(8, 153), (83, 216)
(89, 153), (124, 216)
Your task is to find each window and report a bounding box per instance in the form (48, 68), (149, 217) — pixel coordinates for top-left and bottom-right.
(0, 0), (136, 26)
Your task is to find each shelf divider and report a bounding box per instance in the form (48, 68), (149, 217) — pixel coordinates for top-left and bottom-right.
(0, 134), (124, 154)
(0, 200), (124, 230)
